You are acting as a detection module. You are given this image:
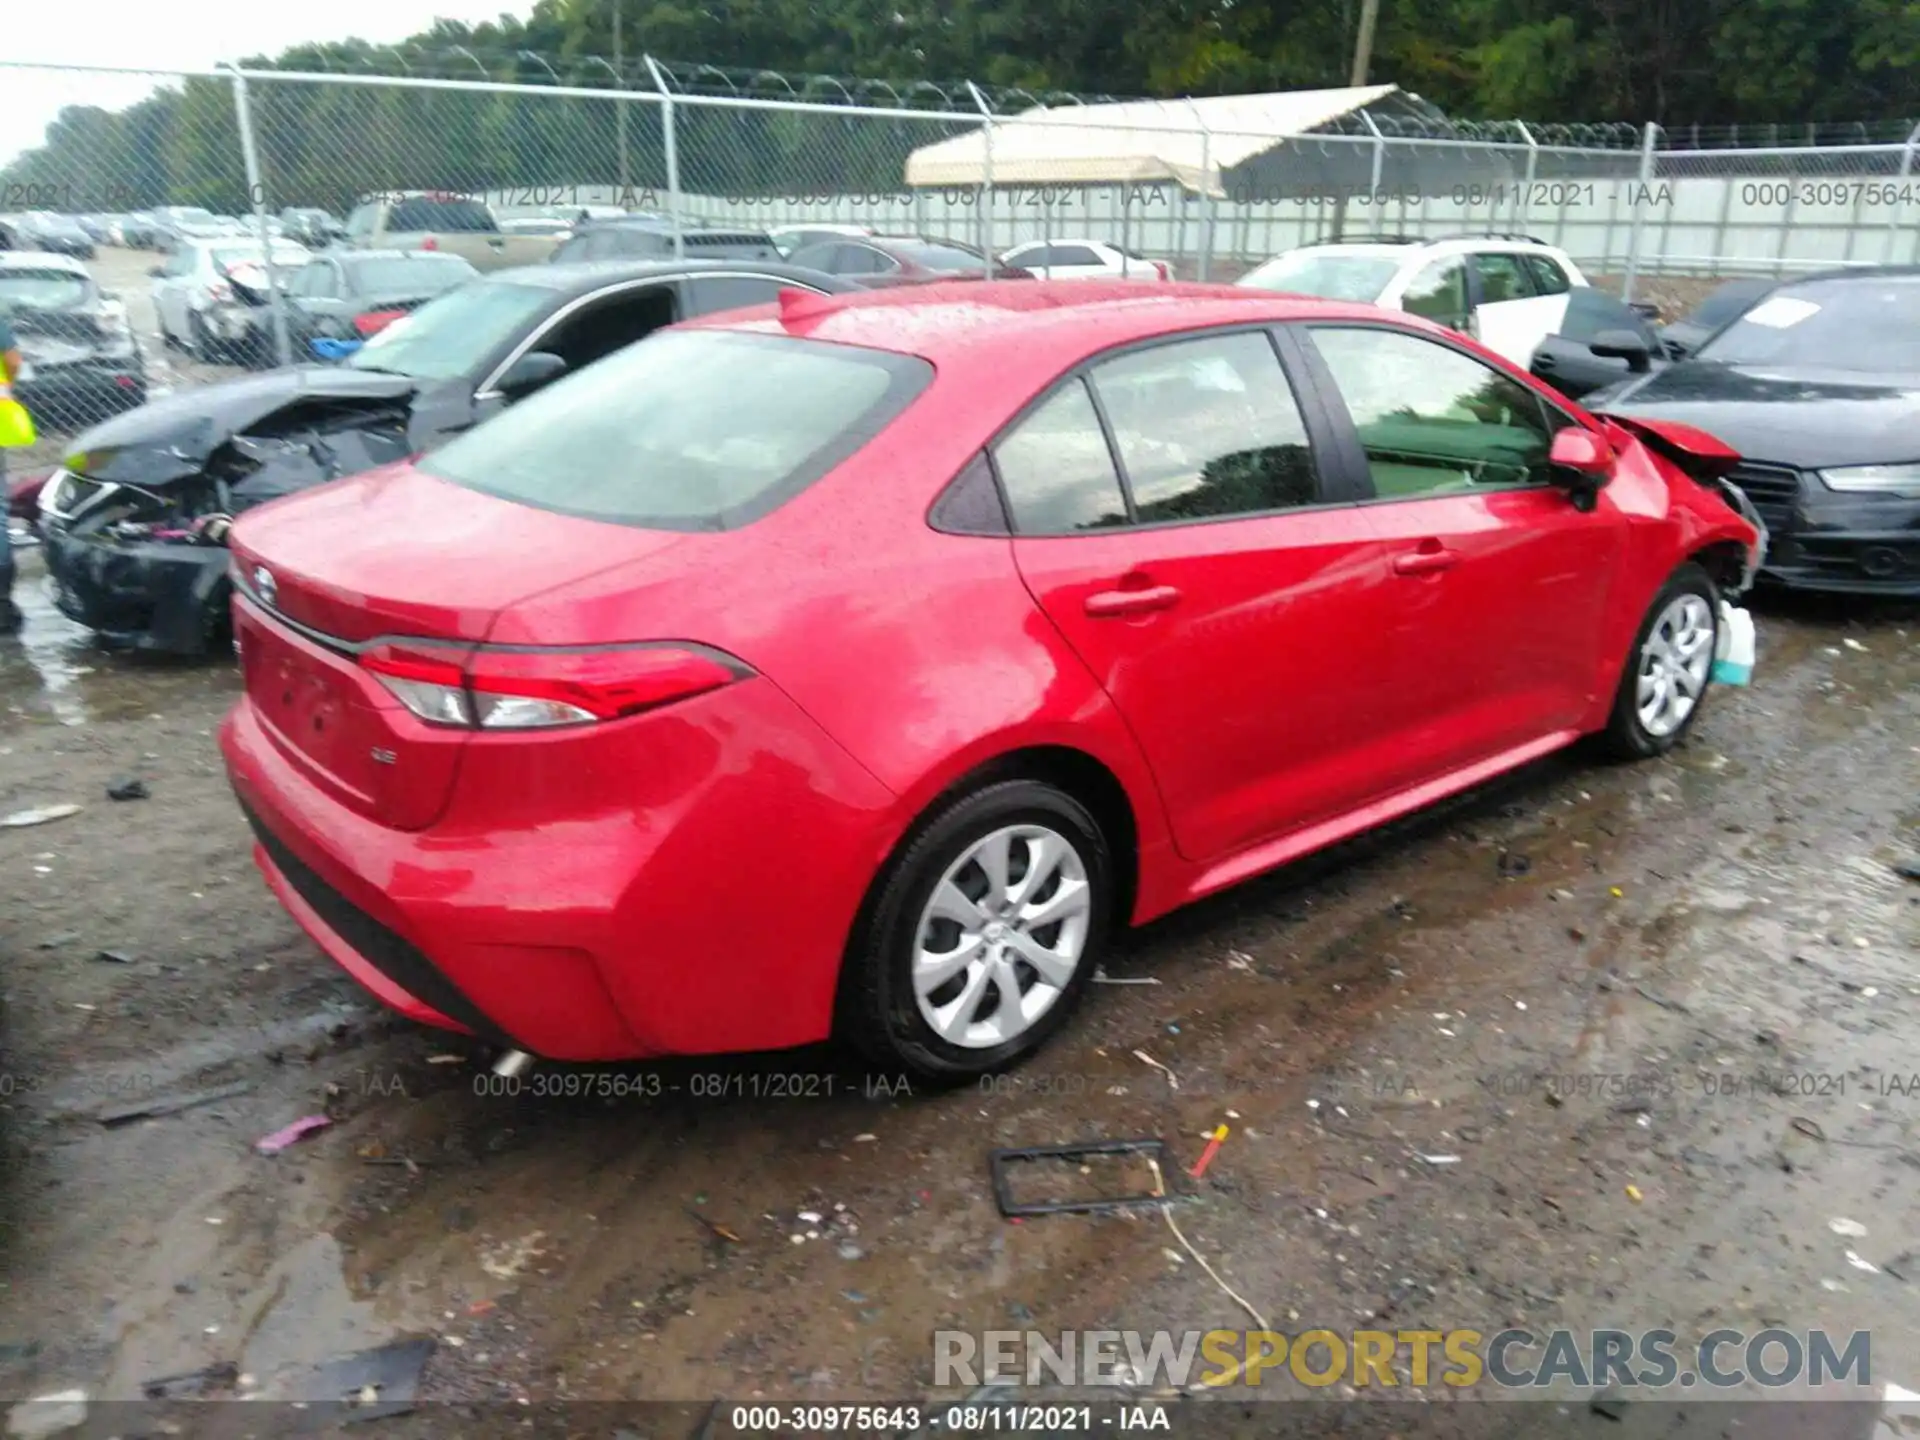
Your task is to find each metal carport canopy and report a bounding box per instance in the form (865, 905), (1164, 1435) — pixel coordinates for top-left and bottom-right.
(903, 85), (1402, 194)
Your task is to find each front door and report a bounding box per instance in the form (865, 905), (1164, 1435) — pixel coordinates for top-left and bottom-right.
(1004, 327), (1398, 863)
(1297, 322), (1624, 783)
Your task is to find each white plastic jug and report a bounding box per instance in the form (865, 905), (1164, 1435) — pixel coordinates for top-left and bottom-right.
(1712, 601), (1756, 686)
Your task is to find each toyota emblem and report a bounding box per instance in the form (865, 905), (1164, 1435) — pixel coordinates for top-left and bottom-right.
(253, 565), (278, 608)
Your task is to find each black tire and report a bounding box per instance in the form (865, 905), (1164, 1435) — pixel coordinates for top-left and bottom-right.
(1599, 562), (1719, 761)
(839, 778), (1113, 1086)
(188, 313), (219, 364)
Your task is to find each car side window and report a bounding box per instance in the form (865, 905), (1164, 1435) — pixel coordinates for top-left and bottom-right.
(992, 379), (1130, 534)
(1309, 327), (1558, 498)
(1554, 287), (1658, 348)
(1472, 253), (1536, 304)
(1051, 244), (1102, 267)
(1522, 254), (1571, 296)
(1089, 331), (1319, 523)
(684, 276), (797, 315)
(1008, 244), (1051, 268)
(1401, 258), (1470, 330)
(822, 244), (876, 276)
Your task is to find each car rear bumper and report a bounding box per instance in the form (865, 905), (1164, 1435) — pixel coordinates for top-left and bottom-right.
(218, 669), (901, 1064)
(41, 528), (230, 654)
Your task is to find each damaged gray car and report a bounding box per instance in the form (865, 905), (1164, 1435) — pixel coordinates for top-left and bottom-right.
(38, 258), (852, 654)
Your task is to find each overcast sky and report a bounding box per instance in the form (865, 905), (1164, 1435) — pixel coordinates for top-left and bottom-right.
(4, 1), (531, 175)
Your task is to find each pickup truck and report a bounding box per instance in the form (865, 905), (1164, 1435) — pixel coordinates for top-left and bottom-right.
(341, 192), (559, 271)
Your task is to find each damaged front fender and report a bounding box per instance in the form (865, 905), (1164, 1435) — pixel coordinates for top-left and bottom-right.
(45, 373), (421, 655)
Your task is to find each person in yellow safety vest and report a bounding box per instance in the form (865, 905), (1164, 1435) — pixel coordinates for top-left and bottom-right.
(0, 308), (22, 634)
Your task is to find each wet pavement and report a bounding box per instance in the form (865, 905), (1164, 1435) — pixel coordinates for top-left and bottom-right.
(3, 439), (1919, 1428)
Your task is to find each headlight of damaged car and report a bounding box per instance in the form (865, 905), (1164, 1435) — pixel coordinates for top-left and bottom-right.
(1818, 464), (1920, 499)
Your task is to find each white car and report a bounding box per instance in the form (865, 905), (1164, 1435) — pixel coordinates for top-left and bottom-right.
(150, 237), (311, 362)
(1000, 238), (1172, 282)
(1237, 235), (1589, 367)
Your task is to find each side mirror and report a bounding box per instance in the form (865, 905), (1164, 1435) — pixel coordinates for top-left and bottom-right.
(495, 350), (567, 400)
(1548, 428), (1614, 512)
(1591, 328), (1652, 372)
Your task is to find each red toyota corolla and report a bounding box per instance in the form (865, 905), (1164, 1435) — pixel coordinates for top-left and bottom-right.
(219, 281), (1759, 1082)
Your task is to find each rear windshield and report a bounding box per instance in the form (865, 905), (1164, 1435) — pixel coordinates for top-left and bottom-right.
(419, 330), (933, 530)
(387, 197), (497, 233)
(891, 240), (987, 270)
(0, 270), (92, 309)
(1238, 251), (1401, 302)
(346, 255), (477, 292)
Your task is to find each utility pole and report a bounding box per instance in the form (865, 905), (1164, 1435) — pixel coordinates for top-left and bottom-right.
(1329, 0), (1382, 241)
(1349, 0), (1381, 85)
(613, 0), (630, 200)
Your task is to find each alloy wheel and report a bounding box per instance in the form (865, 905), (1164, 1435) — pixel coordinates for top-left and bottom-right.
(1636, 592), (1714, 738)
(912, 824), (1092, 1049)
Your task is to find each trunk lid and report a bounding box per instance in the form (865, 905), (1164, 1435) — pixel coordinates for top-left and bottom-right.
(228, 464), (691, 830)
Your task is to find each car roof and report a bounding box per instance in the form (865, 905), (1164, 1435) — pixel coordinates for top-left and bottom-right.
(486, 257), (856, 295)
(0, 251), (90, 274)
(701, 279), (1421, 380)
(1766, 264), (1920, 286)
(334, 248), (473, 264)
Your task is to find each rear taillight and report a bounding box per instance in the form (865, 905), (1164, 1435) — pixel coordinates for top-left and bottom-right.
(354, 310), (405, 336)
(359, 642), (747, 730)
(419, 235), (439, 251)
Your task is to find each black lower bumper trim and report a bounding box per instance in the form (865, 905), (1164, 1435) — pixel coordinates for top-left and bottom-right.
(237, 795), (520, 1049)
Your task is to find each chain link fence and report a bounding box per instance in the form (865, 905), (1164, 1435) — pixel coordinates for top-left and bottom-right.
(3, 56), (1919, 439)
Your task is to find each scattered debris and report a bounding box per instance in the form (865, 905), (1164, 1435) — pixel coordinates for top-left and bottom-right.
(254, 1115), (332, 1155)
(686, 1208), (742, 1244)
(426, 1054), (464, 1065)
(1, 804), (81, 829)
(1416, 1154), (1462, 1167)
(3, 1391), (87, 1440)
(1093, 969), (1161, 985)
(1634, 985), (1689, 1014)
(1496, 851), (1532, 878)
(1892, 860), (1920, 883)
(851, 1133), (877, 1143)
(97, 1080), (256, 1128)
(142, 1361), (238, 1400)
(1187, 1125), (1229, 1180)
(1829, 1217), (1869, 1238)
(92, 950), (135, 965)
(105, 778), (150, 802)
(1625, 1184), (1644, 1203)
(1846, 1251), (1880, 1274)
(1842, 637), (1869, 653)
(298, 1339), (435, 1420)
(1591, 1390), (1629, 1420)
(989, 1139), (1171, 1218)
(1133, 1049), (1179, 1090)
(1884, 1251), (1915, 1282)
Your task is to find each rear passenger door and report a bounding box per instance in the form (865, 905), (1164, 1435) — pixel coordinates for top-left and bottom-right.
(1005, 327), (1400, 864)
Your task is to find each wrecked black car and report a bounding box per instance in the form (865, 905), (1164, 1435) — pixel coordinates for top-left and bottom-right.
(1, 252), (147, 434)
(39, 258), (853, 654)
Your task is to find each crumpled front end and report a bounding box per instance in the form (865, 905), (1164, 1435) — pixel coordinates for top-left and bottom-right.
(42, 398), (414, 655)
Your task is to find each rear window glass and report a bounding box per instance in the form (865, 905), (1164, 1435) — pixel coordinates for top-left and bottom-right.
(419, 330), (933, 530)
(346, 256), (477, 292)
(388, 198), (497, 233)
(0, 270), (92, 309)
(891, 240), (987, 270)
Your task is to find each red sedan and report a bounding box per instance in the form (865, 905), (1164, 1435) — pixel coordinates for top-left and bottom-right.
(219, 282), (1759, 1082)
